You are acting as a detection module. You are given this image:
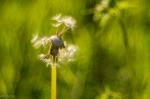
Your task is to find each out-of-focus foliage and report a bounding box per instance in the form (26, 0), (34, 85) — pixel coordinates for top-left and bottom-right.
(0, 0), (150, 99)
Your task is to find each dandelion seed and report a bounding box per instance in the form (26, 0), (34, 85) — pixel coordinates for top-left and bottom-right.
(31, 36), (51, 49)
(52, 23), (62, 27)
(31, 34), (39, 43)
(39, 54), (52, 67)
(52, 14), (76, 29)
(61, 16), (76, 29)
(40, 37), (51, 47)
(52, 14), (62, 22)
(58, 44), (78, 63)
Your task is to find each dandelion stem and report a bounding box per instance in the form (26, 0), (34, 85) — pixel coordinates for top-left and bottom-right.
(51, 57), (57, 99)
(59, 26), (69, 36)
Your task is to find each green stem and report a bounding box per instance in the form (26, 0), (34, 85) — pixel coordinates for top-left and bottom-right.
(51, 57), (57, 99)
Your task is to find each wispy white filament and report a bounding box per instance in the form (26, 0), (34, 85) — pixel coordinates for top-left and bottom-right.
(58, 44), (78, 63)
(31, 35), (51, 49)
(39, 54), (52, 67)
(52, 14), (76, 29)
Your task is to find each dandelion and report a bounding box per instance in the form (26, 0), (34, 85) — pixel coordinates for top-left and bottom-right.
(31, 15), (77, 99)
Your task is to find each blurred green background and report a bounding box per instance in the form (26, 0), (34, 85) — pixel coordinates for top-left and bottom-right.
(0, 0), (150, 99)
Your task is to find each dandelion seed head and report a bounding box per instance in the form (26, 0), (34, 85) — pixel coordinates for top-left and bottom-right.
(37, 44), (78, 67)
(32, 14), (77, 67)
